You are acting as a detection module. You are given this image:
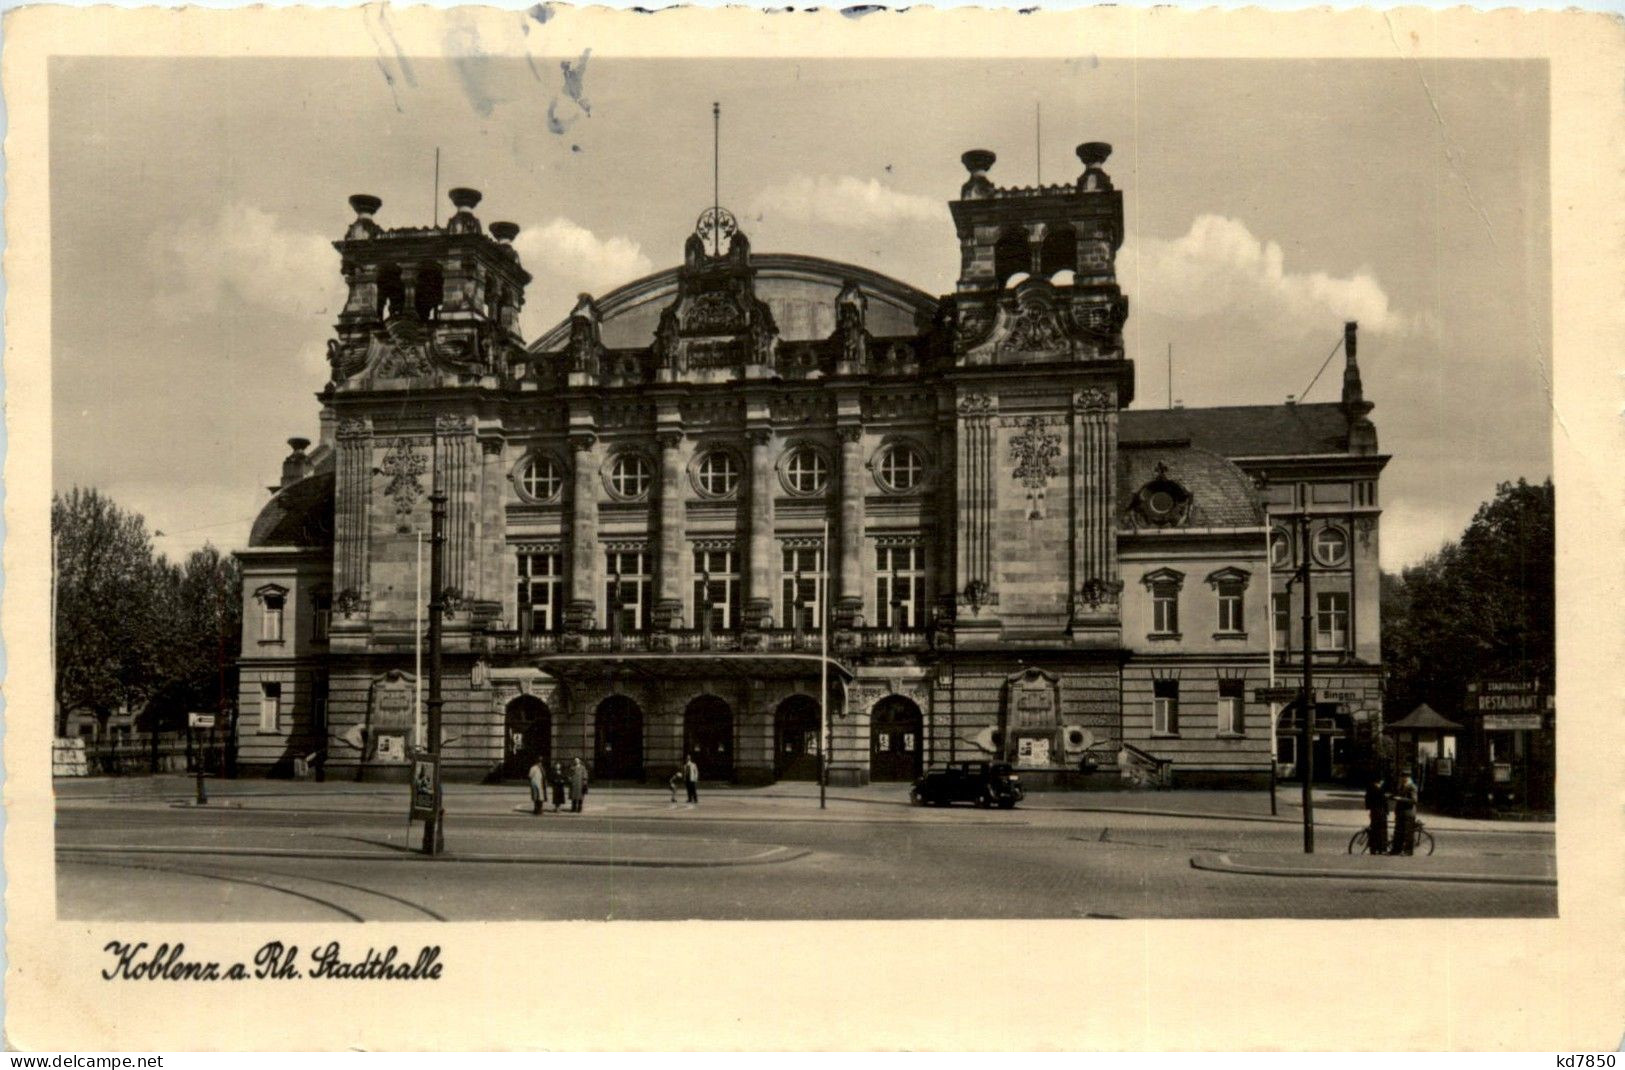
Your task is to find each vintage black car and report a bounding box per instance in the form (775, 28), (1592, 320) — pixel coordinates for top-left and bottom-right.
(910, 761), (1024, 809)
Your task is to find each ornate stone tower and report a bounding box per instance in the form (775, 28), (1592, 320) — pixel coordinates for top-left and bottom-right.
(321, 189), (532, 644)
(943, 143), (1135, 646)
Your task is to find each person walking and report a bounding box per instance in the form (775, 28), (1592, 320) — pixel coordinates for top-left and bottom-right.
(683, 752), (700, 805)
(569, 757), (587, 813)
(527, 757), (547, 816)
(668, 767), (684, 804)
(549, 761), (566, 813)
(1362, 777), (1389, 855)
(1390, 771), (1418, 855)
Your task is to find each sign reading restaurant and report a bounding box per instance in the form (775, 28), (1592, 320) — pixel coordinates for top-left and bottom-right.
(1465, 681), (1552, 729)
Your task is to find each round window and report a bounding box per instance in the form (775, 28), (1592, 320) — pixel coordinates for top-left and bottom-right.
(696, 451), (739, 496)
(785, 449), (829, 494)
(1313, 526), (1349, 566)
(1147, 489), (1177, 517)
(878, 445), (924, 492)
(609, 454), (651, 499)
(517, 455), (562, 502)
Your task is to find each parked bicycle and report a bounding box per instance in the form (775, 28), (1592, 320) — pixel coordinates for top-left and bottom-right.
(1348, 819), (1435, 856)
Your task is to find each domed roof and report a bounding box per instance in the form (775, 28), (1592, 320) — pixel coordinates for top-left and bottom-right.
(528, 253), (939, 353)
(1118, 443), (1263, 529)
(249, 470), (335, 548)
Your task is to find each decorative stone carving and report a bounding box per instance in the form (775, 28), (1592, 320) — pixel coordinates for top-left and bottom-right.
(836, 425), (863, 444)
(377, 437), (427, 532)
(1074, 387), (1112, 412)
(334, 587), (364, 616)
(337, 417), (370, 440)
(1009, 416), (1062, 519)
(958, 392), (996, 416)
(1076, 577), (1124, 611)
(435, 413), (472, 434)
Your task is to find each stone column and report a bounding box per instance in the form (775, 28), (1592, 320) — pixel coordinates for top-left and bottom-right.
(654, 431), (686, 630)
(565, 433), (599, 630)
(744, 428), (775, 629)
(835, 424), (866, 628)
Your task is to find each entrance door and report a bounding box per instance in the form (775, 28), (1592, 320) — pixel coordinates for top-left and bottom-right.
(683, 695), (734, 781)
(594, 696), (644, 781)
(503, 696), (551, 779)
(776, 695), (822, 781)
(870, 696), (923, 782)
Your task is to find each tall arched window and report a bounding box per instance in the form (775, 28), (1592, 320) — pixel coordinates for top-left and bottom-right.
(1040, 224), (1078, 277)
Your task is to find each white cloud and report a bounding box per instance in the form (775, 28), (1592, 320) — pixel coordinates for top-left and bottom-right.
(152, 203), (339, 322)
(1127, 214), (1415, 336)
(748, 175), (948, 230)
(513, 217), (654, 295)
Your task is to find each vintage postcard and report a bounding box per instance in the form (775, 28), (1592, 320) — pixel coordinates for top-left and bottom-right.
(4, 3), (1621, 1051)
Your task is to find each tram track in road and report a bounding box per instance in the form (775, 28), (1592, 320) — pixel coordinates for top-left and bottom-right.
(59, 854), (446, 922)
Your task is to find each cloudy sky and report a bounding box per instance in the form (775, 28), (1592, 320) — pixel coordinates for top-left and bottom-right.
(50, 57), (1550, 570)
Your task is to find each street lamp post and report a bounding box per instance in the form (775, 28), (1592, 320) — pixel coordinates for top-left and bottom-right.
(421, 490), (447, 856)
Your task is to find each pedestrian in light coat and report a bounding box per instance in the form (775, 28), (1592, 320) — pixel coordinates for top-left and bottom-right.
(527, 758), (547, 816)
(569, 757), (587, 813)
(684, 753), (700, 805)
(1390, 772), (1418, 855)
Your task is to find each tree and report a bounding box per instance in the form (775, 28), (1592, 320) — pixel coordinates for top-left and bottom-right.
(1381, 479), (1555, 718)
(52, 488), (167, 736)
(141, 545), (243, 732)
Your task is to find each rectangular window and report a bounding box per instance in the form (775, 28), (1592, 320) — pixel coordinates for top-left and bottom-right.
(1316, 592), (1350, 651)
(1218, 679), (1246, 736)
(261, 593), (285, 642)
(692, 548), (741, 630)
(781, 546), (825, 631)
(1217, 581), (1245, 634)
(518, 552), (565, 634)
(605, 550), (652, 632)
(1151, 583), (1179, 635)
(1153, 680), (1180, 736)
(1273, 591), (1292, 651)
(312, 591), (332, 643)
(875, 544), (926, 629)
(259, 682), (281, 733)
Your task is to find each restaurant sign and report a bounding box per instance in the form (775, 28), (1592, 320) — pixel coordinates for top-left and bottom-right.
(1466, 680), (1551, 717)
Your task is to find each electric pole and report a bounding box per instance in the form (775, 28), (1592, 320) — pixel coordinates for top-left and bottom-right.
(1298, 509), (1315, 853)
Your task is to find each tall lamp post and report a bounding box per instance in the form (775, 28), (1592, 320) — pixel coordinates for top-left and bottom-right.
(1296, 510), (1316, 853)
(421, 490), (447, 856)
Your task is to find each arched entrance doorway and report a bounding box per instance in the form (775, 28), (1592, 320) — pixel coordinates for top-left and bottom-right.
(682, 695), (734, 781)
(503, 695), (551, 780)
(870, 695), (924, 782)
(594, 695), (644, 781)
(775, 695), (822, 781)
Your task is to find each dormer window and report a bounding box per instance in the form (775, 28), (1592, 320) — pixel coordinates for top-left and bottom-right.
(1131, 462), (1192, 527)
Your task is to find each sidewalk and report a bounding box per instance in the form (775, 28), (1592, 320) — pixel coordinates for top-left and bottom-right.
(54, 774), (1553, 835)
(1191, 849), (1556, 886)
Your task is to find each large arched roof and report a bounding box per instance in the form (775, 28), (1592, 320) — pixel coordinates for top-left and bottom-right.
(527, 253), (940, 353)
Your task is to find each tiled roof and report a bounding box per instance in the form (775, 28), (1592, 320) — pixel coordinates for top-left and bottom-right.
(1119, 403), (1351, 458)
(1117, 444), (1264, 529)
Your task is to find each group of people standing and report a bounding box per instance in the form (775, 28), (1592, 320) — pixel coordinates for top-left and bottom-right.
(527, 757), (588, 815)
(1364, 772), (1419, 855)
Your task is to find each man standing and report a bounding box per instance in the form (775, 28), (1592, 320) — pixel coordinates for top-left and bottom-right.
(1390, 771), (1418, 855)
(527, 757), (547, 816)
(684, 752), (700, 805)
(569, 757), (587, 813)
(1363, 778), (1389, 855)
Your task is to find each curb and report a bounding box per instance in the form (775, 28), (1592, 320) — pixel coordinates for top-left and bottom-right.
(57, 842), (810, 869)
(1189, 851), (1556, 887)
(149, 801), (1027, 827)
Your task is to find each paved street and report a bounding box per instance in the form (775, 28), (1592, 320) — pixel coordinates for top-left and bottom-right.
(55, 777), (1556, 921)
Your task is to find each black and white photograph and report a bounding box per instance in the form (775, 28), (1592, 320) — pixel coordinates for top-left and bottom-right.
(6, 3), (1621, 1052)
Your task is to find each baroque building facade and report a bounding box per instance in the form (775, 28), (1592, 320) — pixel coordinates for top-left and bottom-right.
(236, 146), (1387, 788)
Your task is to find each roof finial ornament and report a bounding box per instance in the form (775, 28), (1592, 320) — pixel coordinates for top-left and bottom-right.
(694, 102), (738, 257)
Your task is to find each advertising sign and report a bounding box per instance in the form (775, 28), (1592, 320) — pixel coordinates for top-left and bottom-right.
(1466, 680), (1547, 713)
(187, 712), (216, 729)
(409, 753), (440, 822)
(1482, 713), (1543, 731)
